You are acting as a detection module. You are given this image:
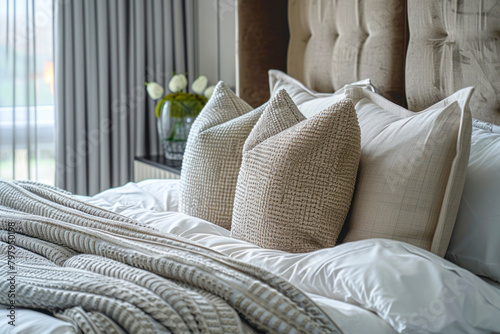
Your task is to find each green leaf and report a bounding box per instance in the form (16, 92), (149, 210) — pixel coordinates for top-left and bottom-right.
(155, 99), (166, 118)
(155, 92), (208, 118)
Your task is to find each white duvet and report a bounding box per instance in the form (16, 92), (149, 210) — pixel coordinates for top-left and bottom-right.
(2, 179), (499, 334)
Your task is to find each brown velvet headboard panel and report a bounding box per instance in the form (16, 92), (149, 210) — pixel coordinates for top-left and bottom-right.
(287, 0), (407, 106)
(406, 0), (500, 125)
(237, 0), (289, 107)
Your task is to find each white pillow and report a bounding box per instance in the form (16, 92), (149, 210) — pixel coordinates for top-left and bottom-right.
(446, 119), (500, 282)
(268, 69), (375, 118)
(341, 86), (473, 256)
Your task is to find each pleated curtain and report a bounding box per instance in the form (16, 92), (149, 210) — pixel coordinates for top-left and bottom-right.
(54, 0), (195, 195)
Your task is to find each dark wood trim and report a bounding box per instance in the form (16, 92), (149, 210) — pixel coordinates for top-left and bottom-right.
(135, 155), (182, 175)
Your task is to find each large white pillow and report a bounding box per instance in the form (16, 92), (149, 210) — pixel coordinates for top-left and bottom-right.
(341, 86), (473, 256)
(446, 120), (500, 282)
(268, 69), (375, 118)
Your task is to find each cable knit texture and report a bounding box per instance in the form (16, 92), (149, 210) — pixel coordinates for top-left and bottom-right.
(180, 81), (265, 230)
(0, 180), (341, 334)
(231, 91), (361, 253)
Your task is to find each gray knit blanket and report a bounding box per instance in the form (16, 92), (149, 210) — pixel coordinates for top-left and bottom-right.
(0, 180), (342, 334)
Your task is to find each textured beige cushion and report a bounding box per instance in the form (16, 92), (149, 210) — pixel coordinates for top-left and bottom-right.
(342, 86), (473, 256)
(180, 82), (265, 229)
(231, 90), (361, 253)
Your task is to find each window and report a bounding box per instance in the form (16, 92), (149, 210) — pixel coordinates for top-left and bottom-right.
(0, 0), (55, 185)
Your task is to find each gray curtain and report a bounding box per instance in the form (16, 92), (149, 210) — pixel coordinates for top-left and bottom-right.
(54, 0), (195, 195)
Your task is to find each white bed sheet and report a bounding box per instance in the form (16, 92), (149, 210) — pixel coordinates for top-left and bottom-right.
(3, 179), (499, 334)
(86, 180), (500, 334)
(81, 181), (399, 334)
(0, 307), (78, 334)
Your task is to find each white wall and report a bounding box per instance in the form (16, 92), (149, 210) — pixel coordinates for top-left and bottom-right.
(195, 0), (236, 90)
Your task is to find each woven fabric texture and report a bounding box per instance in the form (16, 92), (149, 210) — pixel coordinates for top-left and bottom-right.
(287, 0), (407, 105)
(232, 90), (361, 253)
(0, 180), (342, 333)
(406, 0), (500, 125)
(180, 81), (265, 229)
(341, 86), (473, 256)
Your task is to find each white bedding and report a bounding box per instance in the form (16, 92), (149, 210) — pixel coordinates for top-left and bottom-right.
(3, 179), (500, 334)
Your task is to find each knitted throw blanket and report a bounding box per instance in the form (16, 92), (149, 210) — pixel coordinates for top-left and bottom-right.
(0, 180), (341, 334)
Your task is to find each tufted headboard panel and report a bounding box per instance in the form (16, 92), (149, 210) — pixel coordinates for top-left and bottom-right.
(405, 0), (500, 124)
(237, 0), (500, 124)
(287, 0), (407, 106)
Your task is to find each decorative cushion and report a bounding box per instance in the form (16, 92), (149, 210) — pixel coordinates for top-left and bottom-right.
(231, 89), (361, 253)
(179, 82), (265, 229)
(446, 120), (500, 282)
(268, 69), (375, 118)
(341, 86), (473, 256)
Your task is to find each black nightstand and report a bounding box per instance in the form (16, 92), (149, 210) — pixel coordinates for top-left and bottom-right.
(134, 155), (182, 181)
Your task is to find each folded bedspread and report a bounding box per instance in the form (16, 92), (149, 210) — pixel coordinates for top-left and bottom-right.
(0, 180), (341, 334)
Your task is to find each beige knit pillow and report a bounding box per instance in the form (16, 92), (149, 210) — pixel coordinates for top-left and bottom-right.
(341, 86), (473, 256)
(180, 82), (265, 229)
(231, 89), (361, 253)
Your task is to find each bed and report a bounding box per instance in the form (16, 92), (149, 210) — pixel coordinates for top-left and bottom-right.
(1, 1), (500, 333)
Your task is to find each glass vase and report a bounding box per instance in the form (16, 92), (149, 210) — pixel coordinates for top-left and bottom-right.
(157, 97), (203, 160)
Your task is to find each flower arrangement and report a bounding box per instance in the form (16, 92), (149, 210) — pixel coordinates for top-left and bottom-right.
(145, 74), (215, 118)
(145, 74), (215, 160)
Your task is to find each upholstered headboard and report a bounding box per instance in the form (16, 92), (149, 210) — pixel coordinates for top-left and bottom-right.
(237, 0), (289, 107)
(287, 0), (407, 106)
(405, 0), (500, 124)
(286, 0), (500, 124)
(237, 0), (500, 125)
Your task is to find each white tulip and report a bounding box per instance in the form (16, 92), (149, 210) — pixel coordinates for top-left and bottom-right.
(192, 75), (208, 95)
(204, 85), (216, 99)
(145, 82), (164, 100)
(169, 74), (188, 93)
